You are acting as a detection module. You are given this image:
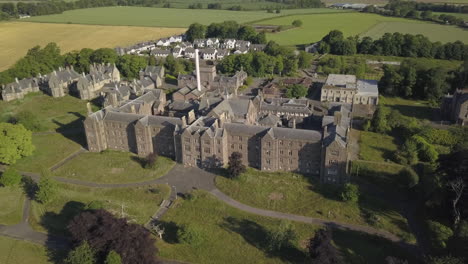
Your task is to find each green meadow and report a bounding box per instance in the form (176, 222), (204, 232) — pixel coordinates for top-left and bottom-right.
(258, 12), (468, 45)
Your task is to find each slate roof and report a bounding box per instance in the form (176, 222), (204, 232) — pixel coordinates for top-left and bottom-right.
(357, 79), (379, 96)
(324, 74), (356, 89)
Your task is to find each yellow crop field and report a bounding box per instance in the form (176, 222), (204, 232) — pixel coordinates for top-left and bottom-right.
(0, 22), (185, 71)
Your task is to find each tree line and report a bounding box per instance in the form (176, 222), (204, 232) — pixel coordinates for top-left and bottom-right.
(185, 21), (267, 44)
(0, 0), (163, 21)
(378, 58), (468, 102)
(318, 30), (468, 61)
(218, 41), (312, 77)
(0, 42), (191, 86)
(363, 0), (468, 29)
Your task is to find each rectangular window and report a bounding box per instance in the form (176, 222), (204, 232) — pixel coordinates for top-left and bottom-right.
(204, 147), (210, 154)
(204, 140), (210, 145)
(185, 145), (190, 151)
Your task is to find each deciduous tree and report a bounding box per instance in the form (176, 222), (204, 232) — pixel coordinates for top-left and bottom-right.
(227, 152), (246, 179)
(0, 123), (34, 165)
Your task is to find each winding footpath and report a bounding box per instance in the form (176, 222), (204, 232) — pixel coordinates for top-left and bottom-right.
(1, 164), (420, 259)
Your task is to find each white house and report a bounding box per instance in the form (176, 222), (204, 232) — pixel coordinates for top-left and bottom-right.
(223, 39), (236, 49)
(206, 38), (220, 48)
(169, 35), (183, 43)
(184, 47), (196, 59)
(201, 48), (217, 60)
(235, 40), (251, 49)
(216, 49), (230, 60)
(152, 49), (171, 58)
(194, 39), (206, 48)
(172, 48), (183, 58)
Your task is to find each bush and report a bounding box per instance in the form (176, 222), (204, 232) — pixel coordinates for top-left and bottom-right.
(398, 167), (419, 189)
(340, 183), (359, 202)
(10, 110), (45, 132)
(227, 152), (246, 179)
(105, 250), (122, 264)
(144, 152), (158, 169)
(35, 170), (58, 204)
(362, 119), (371, 131)
(177, 224), (205, 246)
(292, 20), (303, 27)
(426, 220), (453, 251)
(66, 241), (95, 264)
(0, 168), (22, 187)
(267, 220), (296, 252)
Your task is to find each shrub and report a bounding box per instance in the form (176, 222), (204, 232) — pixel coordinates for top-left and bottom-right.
(292, 20), (303, 27)
(267, 220), (296, 252)
(11, 110), (45, 132)
(227, 152), (246, 179)
(177, 224), (205, 246)
(144, 152), (158, 169)
(426, 220), (453, 251)
(105, 250), (122, 264)
(35, 170), (58, 204)
(398, 167), (419, 189)
(340, 183), (359, 202)
(0, 168), (22, 187)
(362, 119), (371, 131)
(66, 241), (95, 264)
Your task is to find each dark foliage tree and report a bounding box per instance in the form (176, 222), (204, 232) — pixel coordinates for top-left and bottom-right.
(68, 209), (159, 264)
(185, 23), (207, 42)
(292, 19), (303, 27)
(116, 54), (147, 79)
(286, 84), (308, 98)
(227, 152), (246, 179)
(308, 228), (342, 264)
(144, 152), (158, 169)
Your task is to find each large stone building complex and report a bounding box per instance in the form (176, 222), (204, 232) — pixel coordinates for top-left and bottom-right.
(84, 88), (351, 184)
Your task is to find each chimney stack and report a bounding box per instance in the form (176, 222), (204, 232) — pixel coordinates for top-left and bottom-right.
(195, 49), (201, 92)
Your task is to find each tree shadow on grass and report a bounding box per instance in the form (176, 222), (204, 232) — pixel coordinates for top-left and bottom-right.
(41, 201), (86, 264)
(220, 216), (308, 263)
(130, 155), (147, 168)
(154, 220), (179, 244)
(333, 228), (419, 263)
(21, 176), (38, 200)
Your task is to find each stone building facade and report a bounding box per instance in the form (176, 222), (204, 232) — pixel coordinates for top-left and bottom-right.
(441, 89), (468, 125)
(84, 91), (351, 183)
(320, 74), (379, 105)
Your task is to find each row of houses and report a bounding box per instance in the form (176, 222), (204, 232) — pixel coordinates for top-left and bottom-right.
(151, 44), (266, 61)
(1, 64), (164, 103)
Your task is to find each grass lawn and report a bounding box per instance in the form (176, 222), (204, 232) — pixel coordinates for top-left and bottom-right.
(359, 131), (398, 162)
(12, 133), (83, 173)
(362, 21), (468, 43)
(0, 22), (185, 71)
(380, 96), (435, 121)
(0, 92), (91, 132)
(158, 190), (415, 263)
(215, 169), (415, 242)
(0, 236), (50, 264)
(0, 186), (25, 225)
(30, 183), (170, 235)
(258, 13), (424, 45)
(53, 151), (175, 184)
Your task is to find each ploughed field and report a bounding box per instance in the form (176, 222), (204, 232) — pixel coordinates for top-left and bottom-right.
(0, 22), (185, 71)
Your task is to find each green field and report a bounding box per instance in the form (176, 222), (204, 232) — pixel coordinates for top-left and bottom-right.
(0, 186), (25, 225)
(158, 190), (415, 263)
(0, 236), (50, 264)
(52, 151), (175, 184)
(23, 6), (278, 27)
(258, 12), (468, 45)
(22, 7), (351, 27)
(380, 96), (434, 120)
(30, 183), (170, 234)
(216, 168), (415, 242)
(362, 21), (468, 43)
(12, 133), (83, 173)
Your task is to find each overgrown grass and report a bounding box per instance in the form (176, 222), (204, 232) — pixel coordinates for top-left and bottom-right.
(158, 190), (415, 263)
(380, 96), (434, 120)
(0, 186), (25, 225)
(0, 236), (50, 264)
(359, 130), (398, 162)
(12, 133), (83, 173)
(53, 151), (175, 184)
(30, 183), (170, 235)
(0, 92), (90, 132)
(215, 168), (415, 242)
